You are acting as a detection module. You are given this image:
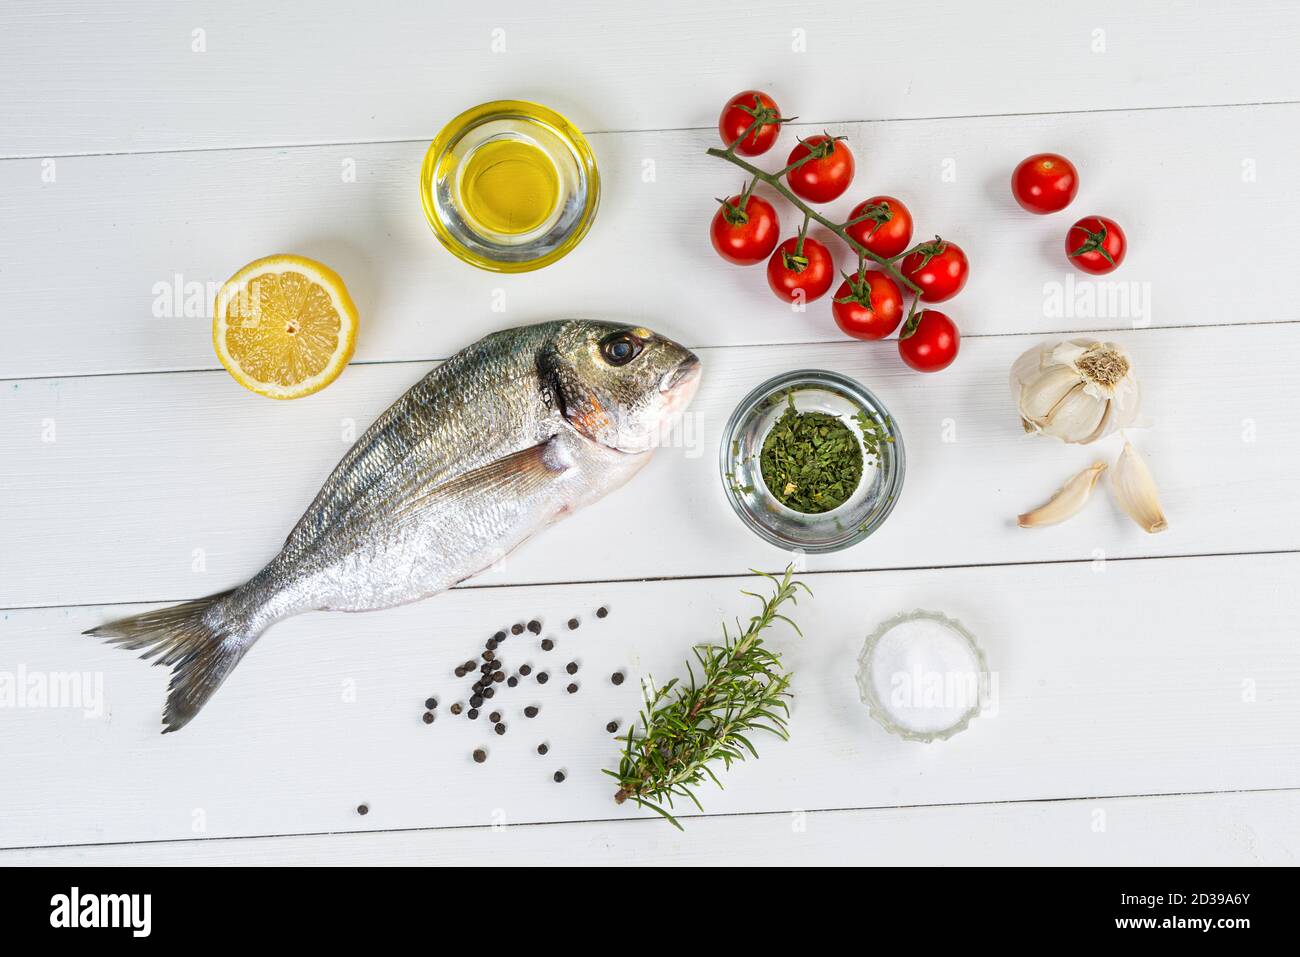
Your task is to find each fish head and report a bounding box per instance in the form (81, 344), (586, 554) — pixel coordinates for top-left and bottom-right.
(546, 320), (701, 454)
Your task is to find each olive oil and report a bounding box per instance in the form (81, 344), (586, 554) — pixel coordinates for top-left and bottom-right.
(458, 137), (559, 236)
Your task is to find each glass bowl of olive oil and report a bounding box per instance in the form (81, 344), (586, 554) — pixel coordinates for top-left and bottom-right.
(719, 370), (905, 553)
(420, 100), (600, 273)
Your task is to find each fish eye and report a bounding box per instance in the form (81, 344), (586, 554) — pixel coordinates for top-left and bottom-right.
(599, 333), (643, 366)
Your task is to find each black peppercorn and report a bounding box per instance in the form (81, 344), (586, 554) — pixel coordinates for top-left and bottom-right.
(494, 631), (506, 642)
(422, 712), (434, 725)
(566, 661), (578, 675)
(611, 671), (625, 685)
(525, 705), (538, 718)
(606, 720), (619, 733)
(454, 667), (465, 678)
(483, 687), (495, 699)
(495, 723), (506, 736)
(519, 664), (532, 676)
(553, 770), (565, 783)
(489, 711), (500, 722)
(511, 623), (524, 635)
(463, 660), (476, 672)
(541, 638), (554, 651)
(567, 618), (579, 630)
(485, 638), (498, 651)
(492, 672), (504, 684)
(537, 743), (548, 755)
(483, 649), (495, 662)
(450, 702), (463, 715)
(357, 804), (369, 815)
(507, 676), (518, 687)
(425, 697), (437, 710)
(596, 606), (609, 619)
(470, 694), (483, 708)
(537, 672), (549, 684)
(473, 749), (486, 764)
(527, 620), (542, 634)
(567, 683), (578, 694)
(468, 708), (479, 719)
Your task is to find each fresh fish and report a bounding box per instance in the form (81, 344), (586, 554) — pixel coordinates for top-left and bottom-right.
(87, 320), (701, 732)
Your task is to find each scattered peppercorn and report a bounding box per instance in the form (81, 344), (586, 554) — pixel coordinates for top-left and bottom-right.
(473, 749), (486, 763)
(470, 694), (483, 707)
(537, 743), (549, 755)
(483, 687), (495, 699)
(489, 711), (500, 722)
(567, 618), (579, 630)
(611, 671), (625, 685)
(528, 620), (542, 634)
(596, 606), (609, 619)
(606, 720), (619, 733)
(468, 708), (479, 719)
(511, 623), (524, 635)
(492, 672), (504, 684)
(525, 706), (539, 718)
(454, 667), (465, 678)
(507, 676), (518, 687)
(495, 723), (506, 736)
(541, 638), (554, 651)
(566, 683), (578, 694)
(463, 659), (476, 672)
(483, 649), (495, 662)
(553, 770), (565, 783)
(450, 702), (463, 715)
(519, 664), (532, 676)
(485, 638), (498, 651)
(537, 672), (549, 684)
(566, 661), (578, 675)
(357, 804), (369, 815)
(422, 712), (434, 725)
(425, 697), (438, 710)
(494, 630), (507, 642)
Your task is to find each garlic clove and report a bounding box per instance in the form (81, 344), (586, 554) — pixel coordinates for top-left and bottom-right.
(1019, 364), (1083, 422)
(1018, 462), (1108, 528)
(1111, 441), (1168, 533)
(1042, 382), (1107, 444)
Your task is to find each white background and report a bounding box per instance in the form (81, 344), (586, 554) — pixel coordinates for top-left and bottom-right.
(2, 0), (1298, 865)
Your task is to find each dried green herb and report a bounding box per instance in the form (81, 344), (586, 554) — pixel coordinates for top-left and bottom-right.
(607, 567), (807, 829)
(759, 392), (864, 513)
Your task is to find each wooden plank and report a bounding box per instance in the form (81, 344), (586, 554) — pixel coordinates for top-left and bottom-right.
(2, 324), (1295, 609)
(1, 103), (1294, 379)
(3, 1), (1298, 157)
(4, 790), (1296, 866)
(1, 554), (1297, 848)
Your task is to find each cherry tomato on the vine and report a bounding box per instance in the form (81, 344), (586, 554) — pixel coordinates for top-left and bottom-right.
(766, 236), (834, 303)
(900, 237), (969, 303)
(1011, 153), (1079, 214)
(1065, 215), (1126, 274)
(831, 270), (903, 340)
(844, 196), (913, 259)
(785, 134), (854, 204)
(718, 90), (785, 156)
(709, 193), (780, 265)
(898, 310), (960, 373)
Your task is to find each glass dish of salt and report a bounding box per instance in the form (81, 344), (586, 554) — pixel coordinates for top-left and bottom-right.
(856, 610), (989, 742)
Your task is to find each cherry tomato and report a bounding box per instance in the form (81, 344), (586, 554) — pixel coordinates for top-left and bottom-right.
(900, 237), (969, 302)
(718, 90), (784, 156)
(766, 236), (835, 303)
(709, 194), (780, 265)
(831, 270), (903, 340)
(898, 310), (959, 373)
(1065, 215), (1126, 274)
(844, 196), (913, 259)
(1011, 153), (1079, 214)
(785, 135), (854, 204)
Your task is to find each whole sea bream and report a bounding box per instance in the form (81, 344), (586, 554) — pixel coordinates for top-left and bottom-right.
(88, 320), (701, 732)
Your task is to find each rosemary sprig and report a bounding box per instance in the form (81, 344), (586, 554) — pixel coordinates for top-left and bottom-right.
(606, 567), (809, 829)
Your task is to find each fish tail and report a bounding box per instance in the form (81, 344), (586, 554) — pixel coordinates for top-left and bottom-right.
(84, 589), (259, 733)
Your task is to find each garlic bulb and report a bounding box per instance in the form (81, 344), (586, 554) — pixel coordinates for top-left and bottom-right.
(1011, 339), (1140, 444)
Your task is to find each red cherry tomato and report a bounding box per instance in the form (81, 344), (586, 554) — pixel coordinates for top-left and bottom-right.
(898, 310), (959, 372)
(844, 196), (913, 259)
(785, 135), (854, 203)
(831, 270), (903, 340)
(900, 237), (969, 302)
(709, 194), (780, 265)
(718, 90), (784, 156)
(1011, 153), (1079, 214)
(766, 236), (835, 303)
(1065, 215), (1126, 274)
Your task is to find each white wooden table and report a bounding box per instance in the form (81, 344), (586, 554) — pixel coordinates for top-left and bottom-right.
(3, 0), (1298, 866)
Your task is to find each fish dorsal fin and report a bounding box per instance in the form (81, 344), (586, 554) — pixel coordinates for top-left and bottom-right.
(388, 437), (571, 526)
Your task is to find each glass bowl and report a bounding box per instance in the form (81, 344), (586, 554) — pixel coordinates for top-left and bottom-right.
(718, 369), (905, 553)
(855, 610), (989, 743)
(419, 100), (600, 273)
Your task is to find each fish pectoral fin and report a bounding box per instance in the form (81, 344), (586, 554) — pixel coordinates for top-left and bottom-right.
(389, 437), (571, 526)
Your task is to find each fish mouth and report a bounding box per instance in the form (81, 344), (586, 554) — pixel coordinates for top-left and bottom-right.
(660, 354), (702, 396)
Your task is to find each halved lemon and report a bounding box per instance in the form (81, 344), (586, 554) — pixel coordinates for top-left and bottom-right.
(213, 254), (358, 399)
